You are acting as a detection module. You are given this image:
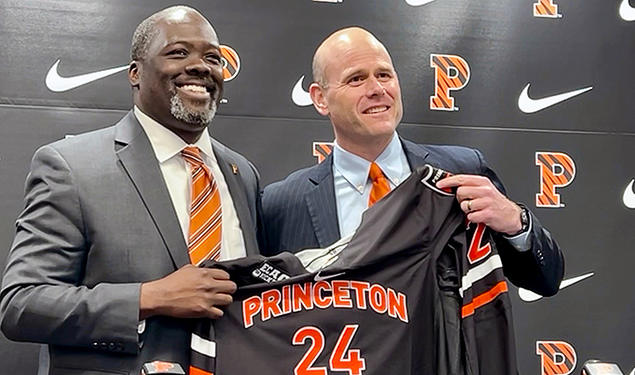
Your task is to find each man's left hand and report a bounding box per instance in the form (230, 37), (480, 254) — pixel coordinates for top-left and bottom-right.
(436, 174), (522, 235)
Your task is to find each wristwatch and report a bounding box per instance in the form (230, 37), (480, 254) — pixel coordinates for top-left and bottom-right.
(509, 203), (530, 236)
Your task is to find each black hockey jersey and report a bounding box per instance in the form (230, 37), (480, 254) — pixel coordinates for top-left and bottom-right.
(190, 165), (517, 375)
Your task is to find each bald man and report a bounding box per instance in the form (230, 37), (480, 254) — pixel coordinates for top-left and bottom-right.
(0, 6), (261, 374)
(261, 27), (563, 296)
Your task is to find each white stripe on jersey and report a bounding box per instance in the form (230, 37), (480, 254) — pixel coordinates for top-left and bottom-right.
(191, 333), (216, 358)
(296, 234), (354, 272)
(459, 254), (503, 297)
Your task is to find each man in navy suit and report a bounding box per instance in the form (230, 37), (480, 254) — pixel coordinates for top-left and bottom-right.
(261, 27), (563, 296)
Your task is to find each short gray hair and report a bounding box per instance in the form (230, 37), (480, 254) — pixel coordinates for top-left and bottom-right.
(130, 13), (162, 61)
(130, 5), (201, 61)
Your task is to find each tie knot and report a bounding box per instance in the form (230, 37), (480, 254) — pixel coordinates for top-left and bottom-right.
(182, 146), (204, 167)
(368, 162), (385, 182)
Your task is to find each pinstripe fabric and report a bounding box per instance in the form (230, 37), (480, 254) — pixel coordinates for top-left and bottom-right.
(183, 146), (222, 265)
(261, 157), (339, 255)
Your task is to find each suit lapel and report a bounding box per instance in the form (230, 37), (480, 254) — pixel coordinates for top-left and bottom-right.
(305, 155), (340, 247)
(212, 140), (259, 256)
(303, 138), (427, 248)
(114, 112), (189, 269)
(401, 138), (430, 169)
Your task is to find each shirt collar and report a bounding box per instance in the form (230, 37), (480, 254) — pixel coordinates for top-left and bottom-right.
(134, 106), (214, 163)
(374, 132), (408, 186)
(333, 132), (406, 194)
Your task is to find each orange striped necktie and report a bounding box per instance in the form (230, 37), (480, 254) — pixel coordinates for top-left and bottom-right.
(368, 162), (391, 207)
(182, 146), (222, 265)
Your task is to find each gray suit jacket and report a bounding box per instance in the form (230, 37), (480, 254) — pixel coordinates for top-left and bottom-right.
(0, 111), (261, 375)
(261, 138), (564, 296)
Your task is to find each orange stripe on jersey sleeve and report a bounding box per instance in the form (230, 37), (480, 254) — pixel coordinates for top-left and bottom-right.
(190, 365), (214, 375)
(461, 280), (508, 318)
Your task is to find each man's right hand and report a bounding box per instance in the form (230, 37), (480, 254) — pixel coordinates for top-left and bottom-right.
(139, 264), (237, 320)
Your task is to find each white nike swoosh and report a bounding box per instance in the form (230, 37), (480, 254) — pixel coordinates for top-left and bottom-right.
(313, 271), (345, 282)
(518, 272), (594, 302)
(517, 83), (593, 113)
(405, 0), (437, 6)
(291, 75), (313, 106)
(45, 60), (128, 92)
(620, 0), (635, 21)
(623, 179), (635, 209)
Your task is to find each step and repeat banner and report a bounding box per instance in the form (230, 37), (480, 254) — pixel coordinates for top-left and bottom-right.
(0, 0), (633, 374)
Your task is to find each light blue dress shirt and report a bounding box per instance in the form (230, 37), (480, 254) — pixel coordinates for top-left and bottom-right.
(332, 132), (411, 238)
(332, 132), (531, 250)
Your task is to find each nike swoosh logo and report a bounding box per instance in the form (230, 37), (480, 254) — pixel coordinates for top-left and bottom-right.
(623, 179), (635, 208)
(405, 0), (437, 6)
(517, 83), (593, 113)
(620, 0), (635, 21)
(518, 272), (594, 302)
(314, 271), (345, 282)
(291, 75), (313, 106)
(45, 60), (128, 92)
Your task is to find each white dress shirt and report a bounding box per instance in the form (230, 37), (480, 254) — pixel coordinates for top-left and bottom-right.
(134, 106), (246, 261)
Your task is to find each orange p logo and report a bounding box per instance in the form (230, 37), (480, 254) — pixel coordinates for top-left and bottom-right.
(535, 152), (576, 208)
(220, 45), (241, 81)
(536, 340), (577, 375)
(429, 54), (470, 111)
(313, 142), (334, 164)
(534, 0), (561, 18)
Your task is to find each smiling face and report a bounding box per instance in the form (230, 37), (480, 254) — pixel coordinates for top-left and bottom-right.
(129, 8), (224, 143)
(310, 28), (403, 159)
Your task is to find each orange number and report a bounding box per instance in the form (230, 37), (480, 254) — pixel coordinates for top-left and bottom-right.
(467, 223), (491, 264)
(330, 325), (366, 375)
(293, 325), (366, 375)
(292, 326), (327, 375)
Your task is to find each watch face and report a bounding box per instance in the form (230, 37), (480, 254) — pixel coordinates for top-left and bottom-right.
(522, 209), (529, 225)
(518, 206), (529, 233)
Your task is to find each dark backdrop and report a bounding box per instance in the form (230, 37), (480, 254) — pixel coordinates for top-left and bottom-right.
(1, 0), (633, 374)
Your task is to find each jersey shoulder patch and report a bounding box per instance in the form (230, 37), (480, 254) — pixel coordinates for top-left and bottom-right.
(420, 164), (455, 196)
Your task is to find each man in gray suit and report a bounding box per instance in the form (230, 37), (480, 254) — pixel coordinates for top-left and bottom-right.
(0, 6), (260, 374)
(261, 27), (563, 296)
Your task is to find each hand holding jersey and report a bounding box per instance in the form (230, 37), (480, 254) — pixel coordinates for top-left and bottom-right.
(436, 174), (524, 235)
(140, 265), (237, 320)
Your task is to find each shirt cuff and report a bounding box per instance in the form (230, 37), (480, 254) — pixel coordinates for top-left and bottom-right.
(503, 211), (533, 252)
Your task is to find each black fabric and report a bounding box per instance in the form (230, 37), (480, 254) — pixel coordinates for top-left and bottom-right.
(196, 165), (518, 375)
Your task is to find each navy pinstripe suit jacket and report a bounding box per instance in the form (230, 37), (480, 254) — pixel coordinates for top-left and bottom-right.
(260, 138), (564, 296)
